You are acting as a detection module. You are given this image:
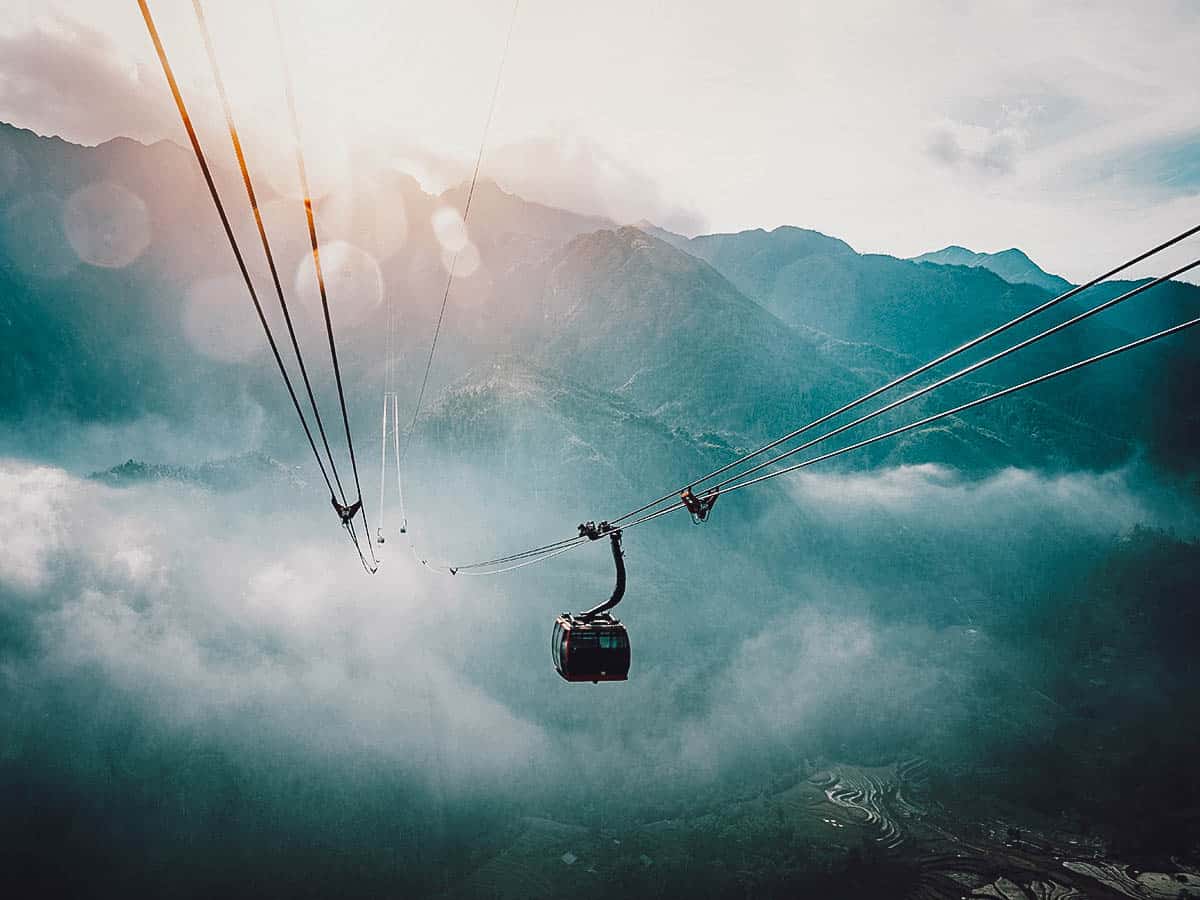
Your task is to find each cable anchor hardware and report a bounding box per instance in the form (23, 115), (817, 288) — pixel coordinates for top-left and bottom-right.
(332, 496), (362, 526)
(578, 520), (615, 540)
(680, 487), (718, 524)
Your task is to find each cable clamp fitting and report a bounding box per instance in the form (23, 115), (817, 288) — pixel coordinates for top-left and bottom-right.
(680, 487), (718, 524)
(332, 496), (363, 526)
(578, 520), (614, 540)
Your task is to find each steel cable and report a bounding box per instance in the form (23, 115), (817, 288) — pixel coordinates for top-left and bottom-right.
(401, 0), (521, 461)
(192, 0), (352, 512)
(450, 229), (1199, 571)
(271, 0), (377, 566)
(714, 314), (1200, 498)
(697, 257), (1200, 497)
(605, 223), (1200, 528)
(434, 309), (1200, 575)
(138, 0), (339, 505)
(450, 245), (1200, 573)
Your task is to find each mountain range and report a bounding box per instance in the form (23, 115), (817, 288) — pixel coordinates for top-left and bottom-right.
(2, 120), (1198, 487)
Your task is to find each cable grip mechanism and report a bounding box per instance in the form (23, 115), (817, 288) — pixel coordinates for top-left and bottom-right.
(578, 520), (616, 540)
(332, 496), (362, 525)
(680, 486), (718, 524)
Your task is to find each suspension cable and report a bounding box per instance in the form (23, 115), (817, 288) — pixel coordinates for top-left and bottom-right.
(449, 228), (1200, 571)
(271, 0), (377, 567)
(401, 0), (521, 461)
(698, 256), (1200, 496)
(137, 0), (338, 505)
(392, 392), (407, 535)
(605, 222), (1200, 528)
(459, 309), (1200, 575)
(714, 314), (1200, 498)
(377, 274), (397, 543)
(377, 392), (390, 540)
(452, 243), (1199, 573)
(453, 542), (579, 576)
(383, 0), (521, 574)
(377, 261), (406, 544)
(192, 0), (351, 514)
(345, 516), (378, 574)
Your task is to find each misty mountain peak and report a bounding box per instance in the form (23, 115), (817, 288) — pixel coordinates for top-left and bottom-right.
(552, 225), (728, 291)
(615, 224), (657, 251)
(438, 174), (507, 203)
(911, 244), (1071, 293)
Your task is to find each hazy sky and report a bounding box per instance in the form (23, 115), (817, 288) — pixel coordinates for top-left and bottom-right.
(0, 0), (1197, 282)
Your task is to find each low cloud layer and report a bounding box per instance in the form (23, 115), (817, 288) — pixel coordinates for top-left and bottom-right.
(3, 455), (1190, 792)
(0, 461), (552, 790)
(3, 448), (1198, 891)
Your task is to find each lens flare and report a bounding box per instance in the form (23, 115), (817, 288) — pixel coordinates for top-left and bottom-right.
(293, 240), (383, 329)
(441, 241), (481, 278)
(318, 179), (409, 260)
(431, 206), (469, 253)
(63, 182), (151, 269)
(264, 131), (352, 204)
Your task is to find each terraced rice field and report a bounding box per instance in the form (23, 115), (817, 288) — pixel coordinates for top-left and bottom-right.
(808, 757), (930, 849)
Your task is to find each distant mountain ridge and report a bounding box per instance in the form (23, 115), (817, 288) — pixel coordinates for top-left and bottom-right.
(509, 225), (870, 444)
(910, 245), (1072, 294)
(90, 453), (306, 492)
(3, 119), (1198, 482)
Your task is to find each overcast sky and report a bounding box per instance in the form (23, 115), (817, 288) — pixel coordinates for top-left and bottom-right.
(1, 0), (1197, 282)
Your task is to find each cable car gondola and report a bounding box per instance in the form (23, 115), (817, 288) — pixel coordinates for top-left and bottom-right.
(552, 528), (631, 683)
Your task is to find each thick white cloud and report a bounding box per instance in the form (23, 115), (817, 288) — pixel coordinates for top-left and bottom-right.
(1, 455), (1194, 801)
(781, 463), (1193, 537)
(0, 460), (551, 785)
(0, 464), (73, 591)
